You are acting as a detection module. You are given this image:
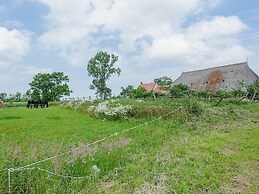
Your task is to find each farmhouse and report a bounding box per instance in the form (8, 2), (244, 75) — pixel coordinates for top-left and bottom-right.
(139, 82), (168, 94)
(173, 62), (258, 92)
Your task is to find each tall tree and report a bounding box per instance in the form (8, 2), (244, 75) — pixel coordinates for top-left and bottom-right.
(14, 92), (22, 102)
(87, 51), (121, 100)
(0, 93), (7, 101)
(27, 72), (72, 101)
(120, 85), (135, 98)
(154, 76), (173, 89)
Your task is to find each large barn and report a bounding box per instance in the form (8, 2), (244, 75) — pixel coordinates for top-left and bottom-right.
(173, 62), (258, 92)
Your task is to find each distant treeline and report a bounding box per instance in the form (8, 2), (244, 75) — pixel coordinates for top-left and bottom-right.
(0, 92), (29, 102)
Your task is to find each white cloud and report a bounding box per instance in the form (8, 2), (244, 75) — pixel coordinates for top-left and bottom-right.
(0, 65), (53, 94)
(37, 0), (253, 94)
(0, 27), (30, 68)
(143, 16), (251, 69)
(186, 16), (247, 40)
(38, 0), (216, 64)
(13, 65), (52, 76)
(38, 1), (249, 64)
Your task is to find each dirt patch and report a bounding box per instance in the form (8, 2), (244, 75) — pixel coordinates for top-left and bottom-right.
(103, 137), (132, 151)
(12, 146), (23, 159)
(221, 147), (235, 156)
(230, 176), (251, 194)
(98, 181), (117, 192)
(67, 141), (97, 163)
(134, 173), (168, 194)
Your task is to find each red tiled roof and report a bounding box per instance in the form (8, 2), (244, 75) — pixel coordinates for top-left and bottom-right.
(139, 83), (156, 92)
(139, 83), (168, 94)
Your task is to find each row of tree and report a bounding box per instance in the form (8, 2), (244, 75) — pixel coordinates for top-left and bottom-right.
(120, 80), (259, 101)
(1, 51), (258, 102)
(0, 92), (29, 102)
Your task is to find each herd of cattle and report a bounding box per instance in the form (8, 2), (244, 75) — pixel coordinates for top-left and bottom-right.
(27, 100), (48, 108)
(0, 100), (48, 109)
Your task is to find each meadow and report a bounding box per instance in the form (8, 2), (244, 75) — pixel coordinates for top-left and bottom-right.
(0, 98), (258, 193)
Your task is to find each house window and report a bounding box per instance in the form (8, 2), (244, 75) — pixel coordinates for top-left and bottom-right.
(222, 80), (225, 82)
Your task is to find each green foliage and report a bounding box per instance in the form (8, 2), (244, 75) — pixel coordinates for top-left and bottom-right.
(87, 51), (121, 100)
(0, 92), (30, 102)
(154, 76), (173, 85)
(132, 87), (153, 98)
(196, 90), (211, 98)
(120, 85), (135, 98)
(27, 72), (72, 101)
(247, 80), (259, 100)
(120, 86), (155, 99)
(182, 99), (203, 115)
(232, 80), (247, 97)
(154, 76), (172, 89)
(170, 84), (189, 98)
(0, 92), (7, 101)
(214, 90), (233, 98)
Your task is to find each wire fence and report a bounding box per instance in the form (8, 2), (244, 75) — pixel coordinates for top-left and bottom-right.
(6, 110), (174, 193)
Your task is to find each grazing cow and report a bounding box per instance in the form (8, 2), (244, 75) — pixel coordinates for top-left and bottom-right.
(41, 100), (48, 108)
(33, 100), (40, 108)
(27, 100), (48, 109)
(27, 100), (32, 108)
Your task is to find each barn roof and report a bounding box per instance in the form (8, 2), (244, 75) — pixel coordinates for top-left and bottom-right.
(173, 62), (258, 92)
(139, 82), (168, 94)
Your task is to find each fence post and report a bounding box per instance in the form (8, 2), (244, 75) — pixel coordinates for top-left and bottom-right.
(8, 169), (11, 194)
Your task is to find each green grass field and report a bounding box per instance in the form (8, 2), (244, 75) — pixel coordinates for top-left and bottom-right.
(0, 100), (258, 193)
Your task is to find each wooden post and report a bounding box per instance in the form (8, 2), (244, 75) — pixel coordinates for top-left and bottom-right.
(238, 92), (249, 103)
(252, 91), (257, 102)
(153, 91), (157, 100)
(215, 97), (224, 106)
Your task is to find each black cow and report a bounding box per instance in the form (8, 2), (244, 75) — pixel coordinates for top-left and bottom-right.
(27, 100), (48, 109)
(27, 100), (33, 108)
(41, 100), (48, 108)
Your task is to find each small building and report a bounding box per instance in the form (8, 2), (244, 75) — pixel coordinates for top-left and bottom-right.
(173, 62), (258, 92)
(139, 82), (168, 94)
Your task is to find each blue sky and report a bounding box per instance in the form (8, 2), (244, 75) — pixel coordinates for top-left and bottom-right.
(0, 0), (258, 98)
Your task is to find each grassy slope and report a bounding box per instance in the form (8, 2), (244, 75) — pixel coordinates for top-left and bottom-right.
(0, 101), (258, 193)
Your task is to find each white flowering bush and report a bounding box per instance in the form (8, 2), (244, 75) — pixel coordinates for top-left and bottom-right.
(87, 100), (132, 120)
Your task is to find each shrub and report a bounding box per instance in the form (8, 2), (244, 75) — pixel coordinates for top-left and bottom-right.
(247, 80), (259, 100)
(215, 90), (233, 98)
(131, 104), (173, 118)
(86, 100), (132, 120)
(183, 99), (203, 115)
(132, 87), (153, 99)
(170, 84), (189, 98)
(197, 90), (211, 98)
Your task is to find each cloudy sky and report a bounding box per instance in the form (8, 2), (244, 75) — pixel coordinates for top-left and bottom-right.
(0, 0), (259, 98)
